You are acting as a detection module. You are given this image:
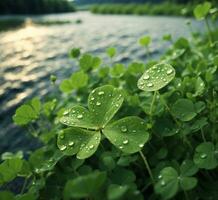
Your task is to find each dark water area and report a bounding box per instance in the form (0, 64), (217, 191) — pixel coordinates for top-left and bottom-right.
(0, 11), (202, 154)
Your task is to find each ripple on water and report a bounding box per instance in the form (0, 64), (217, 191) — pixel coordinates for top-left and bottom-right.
(0, 11), (203, 152)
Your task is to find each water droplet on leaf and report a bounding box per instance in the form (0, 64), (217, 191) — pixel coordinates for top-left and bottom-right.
(96, 102), (101, 106)
(147, 83), (153, 87)
(200, 153), (207, 159)
(77, 114), (83, 119)
(123, 140), (129, 144)
(121, 126), (128, 132)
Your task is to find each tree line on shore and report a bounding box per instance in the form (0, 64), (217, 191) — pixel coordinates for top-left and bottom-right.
(0, 0), (75, 15)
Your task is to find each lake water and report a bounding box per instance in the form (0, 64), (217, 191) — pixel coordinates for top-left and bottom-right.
(0, 11), (202, 153)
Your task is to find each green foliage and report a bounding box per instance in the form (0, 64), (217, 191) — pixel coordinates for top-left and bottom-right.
(0, 0), (75, 14)
(91, 3), (196, 17)
(137, 63), (175, 91)
(2, 4), (218, 199)
(194, 2), (212, 20)
(139, 36), (151, 47)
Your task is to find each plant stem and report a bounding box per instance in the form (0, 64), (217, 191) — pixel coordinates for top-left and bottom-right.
(201, 128), (206, 142)
(184, 190), (189, 200)
(139, 151), (154, 184)
(157, 91), (180, 126)
(21, 178), (28, 194)
(149, 91), (157, 116)
(205, 17), (213, 44)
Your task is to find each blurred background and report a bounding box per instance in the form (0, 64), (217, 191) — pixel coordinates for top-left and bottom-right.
(0, 0), (215, 153)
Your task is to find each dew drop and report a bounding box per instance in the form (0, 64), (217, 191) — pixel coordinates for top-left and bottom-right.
(91, 97), (95, 101)
(68, 141), (74, 147)
(119, 146), (123, 149)
(77, 114), (83, 119)
(143, 74), (150, 80)
(161, 180), (166, 186)
(123, 140), (129, 144)
(72, 110), (76, 114)
(132, 130), (136, 133)
(59, 145), (67, 151)
(147, 83), (153, 87)
(89, 145), (94, 149)
(121, 126), (128, 133)
(200, 153), (207, 159)
(59, 133), (65, 139)
(139, 144), (144, 148)
(115, 104), (119, 107)
(98, 91), (105, 96)
(96, 102), (101, 106)
(166, 69), (173, 75)
(158, 175), (162, 179)
(63, 110), (70, 115)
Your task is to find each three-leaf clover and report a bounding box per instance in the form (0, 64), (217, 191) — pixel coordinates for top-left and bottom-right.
(193, 142), (218, 169)
(137, 63), (175, 92)
(155, 161), (198, 199)
(58, 85), (149, 159)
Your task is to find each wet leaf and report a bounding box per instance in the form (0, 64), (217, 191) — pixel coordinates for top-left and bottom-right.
(88, 85), (124, 128)
(103, 116), (149, 154)
(57, 128), (101, 159)
(193, 142), (218, 169)
(137, 63), (175, 91)
(155, 167), (179, 200)
(107, 184), (129, 200)
(60, 106), (98, 130)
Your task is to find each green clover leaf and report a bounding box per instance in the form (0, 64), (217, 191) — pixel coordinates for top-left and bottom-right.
(60, 106), (97, 130)
(139, 36), (151, 47)
(88, 85), (124, 128)
(106, 47), (117, 58)
(64, 171), (106, 199)
(103, 117), (149, 154)
(155, 165), (198, 200)
(137, 63), (175, 91)
(194, 2), (212, 20)
(171, 99), (197, 121)
(193, 142), (218, 170)
(13, 97), (41, 125)
(57, 128), (101, 159)
(59, 85), (149, 158)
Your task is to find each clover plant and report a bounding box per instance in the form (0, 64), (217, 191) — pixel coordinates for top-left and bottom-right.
(0, 2), (218, 200)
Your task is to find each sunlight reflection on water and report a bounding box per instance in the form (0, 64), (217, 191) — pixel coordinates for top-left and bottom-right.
(0, 11), (202, 152)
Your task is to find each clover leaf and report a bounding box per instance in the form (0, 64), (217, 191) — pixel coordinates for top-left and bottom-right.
(107, 47), (117, 58)
(155, 165), (198, 199)
(60, 71), (88, 93)
(103, 117), (149, 154)
(0, 158), (23, 185)
(79, 54), (101, 71)
(57, 128), (101, 159)
(171, 99), (197, 121)
(194, 2), (211, 20)
(13, 97), (41, 125)
(64, 171), (106, 199)
(88, 85), (124, 128)
(69, 48), (80, 59)
(193, 142), (218, 170)
(139, 36), (151, 47)
(59, 85), (149, 158)
(60, 106), (98, 130)
(137, 63), (175, 91)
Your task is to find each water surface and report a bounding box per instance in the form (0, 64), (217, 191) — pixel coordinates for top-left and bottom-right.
(0, 11), (202, 153)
